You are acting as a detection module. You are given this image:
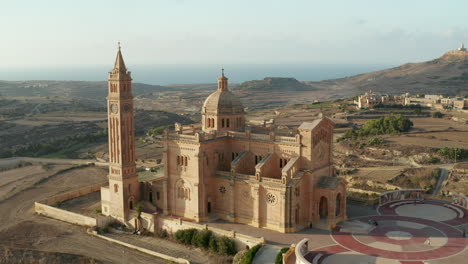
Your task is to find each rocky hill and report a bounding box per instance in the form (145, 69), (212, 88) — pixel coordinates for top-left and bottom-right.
(237, 77), (316, 93)
(0, 80), (170, 102)
(307, 50), (468, 97)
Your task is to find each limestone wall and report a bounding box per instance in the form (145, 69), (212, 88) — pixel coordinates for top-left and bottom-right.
(35, 202), (97, 227)
(294, 238), (311, 264)
(38, 182), (107, 205)
(157, 216), (265, 250)
(35, 182), (108, 227)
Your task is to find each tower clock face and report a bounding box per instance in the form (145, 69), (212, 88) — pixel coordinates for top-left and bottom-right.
(123, 103), (131, 113)
(110, 104), (118, 114)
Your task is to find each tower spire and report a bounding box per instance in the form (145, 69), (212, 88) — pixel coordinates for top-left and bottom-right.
(114, 42), (127, 73)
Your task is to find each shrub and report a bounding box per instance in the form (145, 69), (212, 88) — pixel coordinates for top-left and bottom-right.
(427, 157), (440, 164)
(233, 249), (248, 264)
(155, 228), (168, 238)
(209, 235), (219, 252)
(275, 247), (290, 264)
(174, 228), (198, 245)
(241, 244), (262, 264)
(217, 236), (237, 256)
(339, 114), (413, 141)
(367, 137), (384, 146)
(432, 111), (443, 118)
(192, 230), (213, 249)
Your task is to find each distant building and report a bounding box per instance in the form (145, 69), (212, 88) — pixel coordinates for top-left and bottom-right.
(355, 91), (407, 109)
(454, 98), (468, 110)
(459, 43), (467, 52)
(354, 91), (382, 109)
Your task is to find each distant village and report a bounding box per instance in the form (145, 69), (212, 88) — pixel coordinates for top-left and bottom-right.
(355, 91), (468, 111)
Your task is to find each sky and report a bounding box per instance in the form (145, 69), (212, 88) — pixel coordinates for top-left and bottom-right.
(1, 0), (468, 67)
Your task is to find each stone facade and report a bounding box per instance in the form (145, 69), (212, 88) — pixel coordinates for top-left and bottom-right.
(157, 72), (345, 232)
(101, 46), (140, 222)
(101, 48), (346, 232)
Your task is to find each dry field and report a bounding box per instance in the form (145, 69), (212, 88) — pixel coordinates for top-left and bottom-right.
(347, 166), (407, 182)
(0, 163), (169, 263)
(385, 117), (468, 148)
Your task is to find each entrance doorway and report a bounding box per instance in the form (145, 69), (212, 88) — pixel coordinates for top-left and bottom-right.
(319, 196), (328, 219)
(207, 202), (212, 214)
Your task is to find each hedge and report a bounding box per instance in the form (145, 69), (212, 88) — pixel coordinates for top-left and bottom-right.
(241, 244), (262, 264)
(174, 228), (237, 256)
(275, 247), (290, 264)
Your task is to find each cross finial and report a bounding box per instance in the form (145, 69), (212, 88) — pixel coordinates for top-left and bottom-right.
(221, 68), (224, 77)
(118, 41), (121, 50)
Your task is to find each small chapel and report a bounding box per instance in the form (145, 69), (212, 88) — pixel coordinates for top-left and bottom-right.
(100, 46), (347, 233)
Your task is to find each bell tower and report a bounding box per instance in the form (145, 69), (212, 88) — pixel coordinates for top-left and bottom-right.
(106, 43), (140, 221)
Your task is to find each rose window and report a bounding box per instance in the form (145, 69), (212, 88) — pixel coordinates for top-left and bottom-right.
(219, 185), (226, 194)
(267, 193), (276, 204)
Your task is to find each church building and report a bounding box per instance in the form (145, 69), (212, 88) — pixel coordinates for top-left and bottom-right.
(101, 46), (347, 232)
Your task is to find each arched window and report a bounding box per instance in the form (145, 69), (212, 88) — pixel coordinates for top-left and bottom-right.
(129, 200), (133, 210)
(184, 156), (188, 166)
(221, 119), (225, 128)
(114, 184), (118, 193)
(226, 118), (230, 128)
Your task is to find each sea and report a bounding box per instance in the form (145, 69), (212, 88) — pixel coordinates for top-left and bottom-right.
(0, 64), (393, 85)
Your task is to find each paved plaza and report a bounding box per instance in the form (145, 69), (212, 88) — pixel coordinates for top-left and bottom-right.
(303, 200), (468, 264)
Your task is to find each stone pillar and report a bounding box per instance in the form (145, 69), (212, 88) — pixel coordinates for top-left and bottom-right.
(252, 185), (260, 227)
(162, 180), (169, 215)
(193, 183), (200, 222)
(279, 191), (287, 232)
(228, 181), (235, 221)
(328, 194), (336, 229)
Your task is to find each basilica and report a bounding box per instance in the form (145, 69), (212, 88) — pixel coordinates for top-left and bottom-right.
(100, 47), (346, 233)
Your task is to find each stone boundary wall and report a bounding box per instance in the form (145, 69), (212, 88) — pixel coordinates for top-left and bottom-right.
(294, 238), (310, 264)
(379, 189), (425, 206)
(282, 244), (296, 264)
(38, 182), (107, 205)
(35, 182), (108, 227)
(157, 216), (265, 250)
(87, 230), (190, 264)
(452, 193), (468, 209)
(35, 202), (97, 227)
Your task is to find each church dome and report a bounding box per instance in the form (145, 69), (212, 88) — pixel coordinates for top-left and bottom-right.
(202, 90), (244, 115)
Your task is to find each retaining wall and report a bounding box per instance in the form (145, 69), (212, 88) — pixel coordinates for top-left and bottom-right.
(38, 182), (107, 205)
(157, 216), (265, 250)
(35, 182), (108, 227)
(35, 202), (97, 227)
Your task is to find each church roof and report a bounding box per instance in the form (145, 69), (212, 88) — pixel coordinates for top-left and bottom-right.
(202, 90), (244, 115)
(316, 176), (342, 190)
(298, 119), (322, 130)
(298, 117), (335, 131)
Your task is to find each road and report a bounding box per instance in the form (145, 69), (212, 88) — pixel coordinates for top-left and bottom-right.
(432, 167), (450, 196)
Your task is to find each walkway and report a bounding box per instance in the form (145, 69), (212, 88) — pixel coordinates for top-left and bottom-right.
(302, 200), (468, 264)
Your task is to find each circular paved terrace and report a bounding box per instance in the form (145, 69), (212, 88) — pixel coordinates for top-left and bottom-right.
(305, 200), (468, 264)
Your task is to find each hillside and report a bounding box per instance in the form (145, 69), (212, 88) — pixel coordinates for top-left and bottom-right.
(0, 80), (170, 102)
(307, 50), (468, 97)
(238, 77), (316, 93)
